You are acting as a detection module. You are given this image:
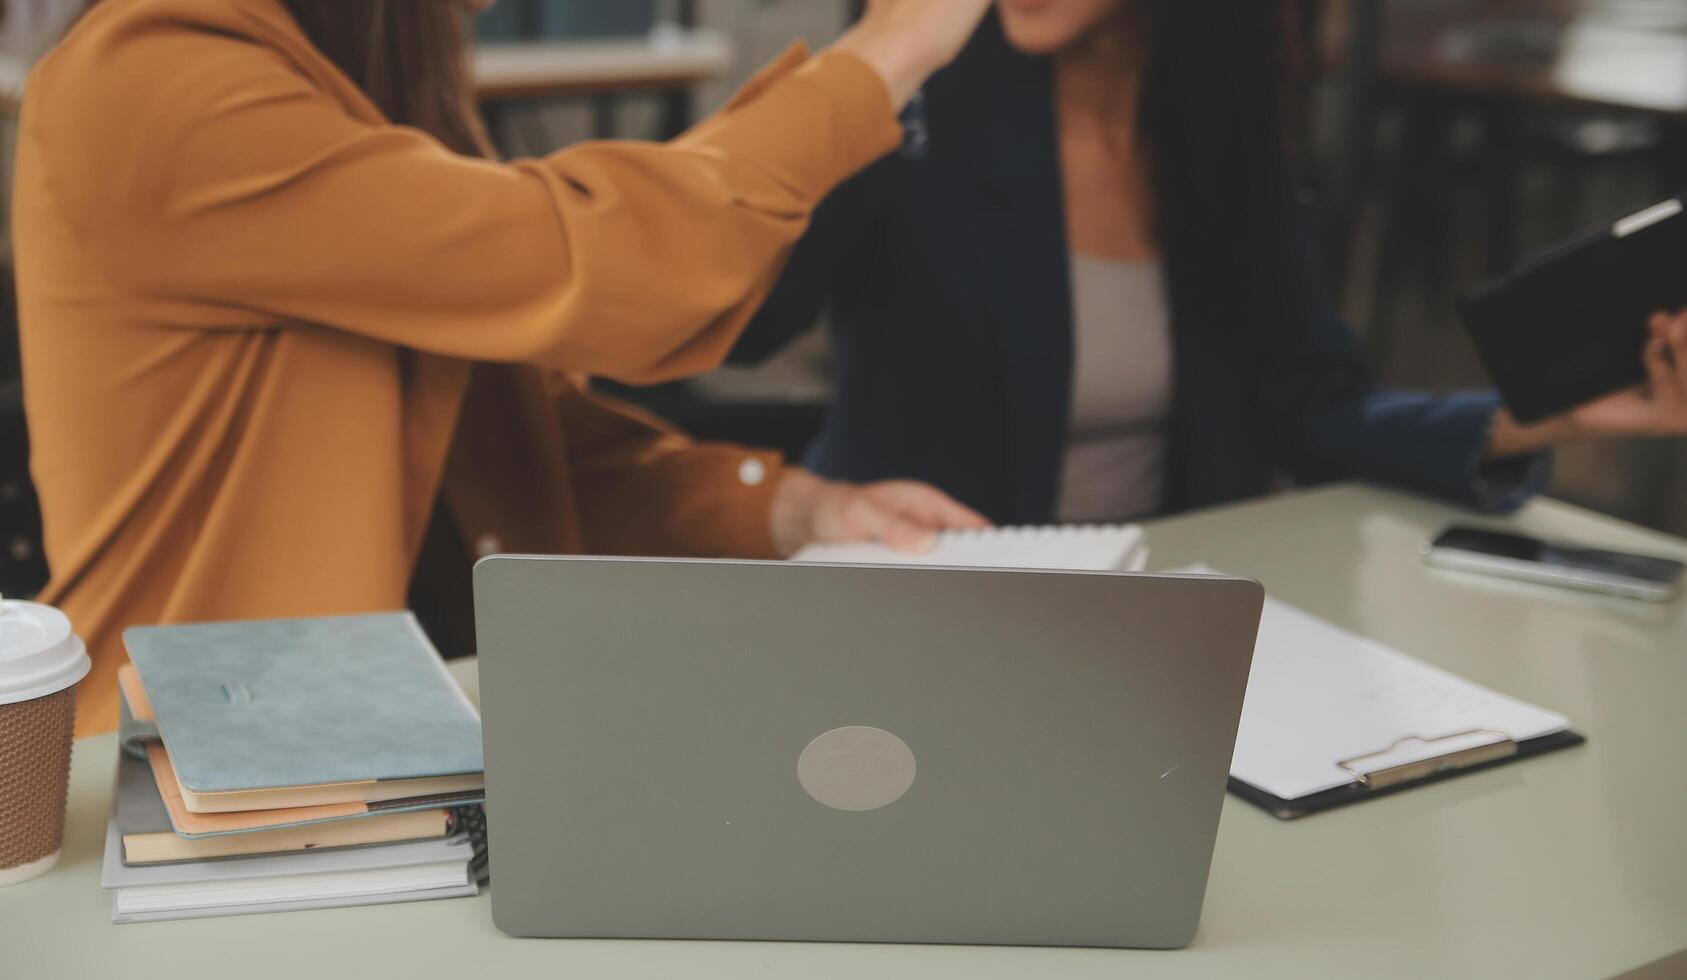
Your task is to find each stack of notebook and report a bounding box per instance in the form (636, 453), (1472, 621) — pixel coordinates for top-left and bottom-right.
(102, 612), (487, 923)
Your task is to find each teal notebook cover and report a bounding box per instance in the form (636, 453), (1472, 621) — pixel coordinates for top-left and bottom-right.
(124, 613), (484, 794)
(118, 688), (484, 838)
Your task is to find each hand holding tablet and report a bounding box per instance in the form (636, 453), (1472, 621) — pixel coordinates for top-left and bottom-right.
(1562, 308), (1687, 438)
(1462, 195), (1687, 427)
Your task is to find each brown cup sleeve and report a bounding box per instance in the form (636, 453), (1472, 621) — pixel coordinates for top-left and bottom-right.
(0, 685), (78, 870)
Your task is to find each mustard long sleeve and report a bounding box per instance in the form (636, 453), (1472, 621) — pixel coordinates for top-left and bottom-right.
(29, 2), (899, 383)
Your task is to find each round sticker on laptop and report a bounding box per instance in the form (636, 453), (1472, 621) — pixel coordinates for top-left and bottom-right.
(797, 726), (916, 812)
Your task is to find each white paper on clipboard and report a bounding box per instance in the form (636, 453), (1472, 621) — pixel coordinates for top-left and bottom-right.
(1177, 565), (1571, 801)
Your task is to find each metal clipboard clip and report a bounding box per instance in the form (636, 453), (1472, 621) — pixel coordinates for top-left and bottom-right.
(1335, 729), (1519, 791)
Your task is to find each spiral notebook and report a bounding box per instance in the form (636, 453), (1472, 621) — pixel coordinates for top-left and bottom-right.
(101, 818), (476, 923)
(792, 524), (1147, 572)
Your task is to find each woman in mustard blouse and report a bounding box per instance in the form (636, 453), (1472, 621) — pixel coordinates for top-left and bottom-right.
(14, 0), (993, 734)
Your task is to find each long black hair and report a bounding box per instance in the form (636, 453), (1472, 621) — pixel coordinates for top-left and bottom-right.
(1138, 0), (1305, 333)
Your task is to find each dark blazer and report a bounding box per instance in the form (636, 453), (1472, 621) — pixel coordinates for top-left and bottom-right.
(732, 19), (1545, 525)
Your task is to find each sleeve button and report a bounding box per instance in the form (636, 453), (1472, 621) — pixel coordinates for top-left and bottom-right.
(738, 458), (767, 487)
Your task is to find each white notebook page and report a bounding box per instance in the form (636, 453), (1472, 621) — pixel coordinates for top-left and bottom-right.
(792, 524), (1146, 572)
(1181, 566), (1571, 801)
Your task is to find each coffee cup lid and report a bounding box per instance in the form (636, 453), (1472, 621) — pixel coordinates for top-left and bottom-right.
(0, 596), (91, 705)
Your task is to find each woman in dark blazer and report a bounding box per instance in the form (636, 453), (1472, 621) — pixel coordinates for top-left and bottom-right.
(732, 1), (1687, 526)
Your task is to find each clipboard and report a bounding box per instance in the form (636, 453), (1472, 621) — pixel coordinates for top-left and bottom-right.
(1228, 728), (1587, 820)
(1176, 566), (1588, 821)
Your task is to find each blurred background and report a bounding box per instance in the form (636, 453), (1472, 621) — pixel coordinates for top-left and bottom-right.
(1, 0), (1684, 598)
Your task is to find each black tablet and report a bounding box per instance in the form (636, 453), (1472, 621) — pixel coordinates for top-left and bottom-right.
(1460, 194), (1687, 424)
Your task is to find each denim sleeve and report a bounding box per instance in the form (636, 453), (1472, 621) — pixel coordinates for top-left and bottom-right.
(1260, 203), (1550, 513)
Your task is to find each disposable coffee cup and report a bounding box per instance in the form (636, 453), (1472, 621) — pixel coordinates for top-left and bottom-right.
(0, 595), (90, 886)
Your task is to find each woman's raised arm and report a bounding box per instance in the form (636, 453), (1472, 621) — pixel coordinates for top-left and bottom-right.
(25, 0), (990, 384)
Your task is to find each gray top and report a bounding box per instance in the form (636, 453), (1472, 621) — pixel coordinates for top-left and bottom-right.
(7, 484), (1687, 979)
(1057, 254), (1173, 524)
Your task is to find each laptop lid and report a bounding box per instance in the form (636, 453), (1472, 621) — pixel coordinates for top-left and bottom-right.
(475, 557), (1261, 948)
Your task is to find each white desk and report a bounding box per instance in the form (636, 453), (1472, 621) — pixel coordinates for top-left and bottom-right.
(5, 484), (1685, 978)
(0, 28), (737, 119)
(472, 27), (734, 104)
(473, 27), (737, 147)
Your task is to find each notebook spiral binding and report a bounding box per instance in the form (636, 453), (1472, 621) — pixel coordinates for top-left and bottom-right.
(451, 805), (490, 882)
(940, 524), (1135, 540)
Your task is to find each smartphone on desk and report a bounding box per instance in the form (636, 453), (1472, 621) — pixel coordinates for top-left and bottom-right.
(1425, 526), (1685, 602)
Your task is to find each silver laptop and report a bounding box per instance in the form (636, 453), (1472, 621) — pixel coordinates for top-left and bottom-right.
(474, 556), (1262, 948)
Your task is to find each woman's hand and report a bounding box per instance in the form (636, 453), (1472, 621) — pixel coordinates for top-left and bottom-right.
(770, 468), (991, 556)
(1565, 309), (1687, 436)
(1486, 308), (1687, 457)
(834, 0), (995, 109)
